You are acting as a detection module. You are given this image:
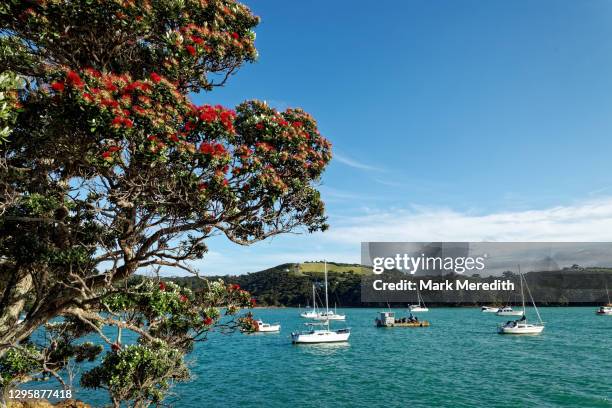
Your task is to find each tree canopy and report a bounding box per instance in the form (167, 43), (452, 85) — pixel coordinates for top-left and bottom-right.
(0, 1), (331, 406)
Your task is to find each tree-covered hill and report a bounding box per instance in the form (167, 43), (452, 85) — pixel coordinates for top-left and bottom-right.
(163, 263), (612, 307)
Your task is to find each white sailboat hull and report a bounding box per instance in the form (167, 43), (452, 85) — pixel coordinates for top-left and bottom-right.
(408, 306), (429, 312)
(311, 313), (346, 321)
(481, 306), (499, 313)
(496, 310), (524, 316)
(291, 329), (350, 344)
(498, 323), (544, 335)
(300, 311), (318, 318)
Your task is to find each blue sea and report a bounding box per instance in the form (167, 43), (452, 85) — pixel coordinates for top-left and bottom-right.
(21, 307), (612, 407)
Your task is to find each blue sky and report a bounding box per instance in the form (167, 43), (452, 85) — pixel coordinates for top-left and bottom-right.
(181, 0), (612, 276)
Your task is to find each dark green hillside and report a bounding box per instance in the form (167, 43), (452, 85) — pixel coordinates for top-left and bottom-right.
(162, 264), (612, 307)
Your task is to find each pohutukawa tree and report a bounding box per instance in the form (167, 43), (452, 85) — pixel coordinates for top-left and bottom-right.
(0, 0), (331, 406)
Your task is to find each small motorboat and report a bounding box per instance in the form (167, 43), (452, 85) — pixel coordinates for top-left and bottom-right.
(596, 305), (612, 316)
(496, 306), (524, 316)
(255, 320), (281, 332)
(596, 284), (612, 315)
(481, 306), (499, 313)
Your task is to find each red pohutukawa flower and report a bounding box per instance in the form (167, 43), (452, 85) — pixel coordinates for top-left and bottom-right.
(185, 45), (197, 56)
(150, 72), (162, 83)
(198, 105), (217, 122)
(51, 81), (65, 92)
(66, 70), (85, 88)
(159, 281), (166, 291)
(199, 142), (227, 157)
(203, 317), (214, 326)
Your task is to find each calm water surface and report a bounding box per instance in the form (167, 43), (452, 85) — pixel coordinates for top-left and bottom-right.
(27, 307), (612, 407)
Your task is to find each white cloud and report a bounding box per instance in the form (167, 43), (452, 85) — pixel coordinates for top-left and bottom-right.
(320, 198), (612, 244)
(333, 153), (384, 172)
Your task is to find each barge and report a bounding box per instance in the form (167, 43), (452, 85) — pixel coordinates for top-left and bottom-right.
(374, 311), (430, 328)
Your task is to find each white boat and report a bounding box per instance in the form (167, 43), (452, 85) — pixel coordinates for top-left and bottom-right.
(596, 306), (612, 316)
(291, 323), (351, 343)
(292, 262), (350, 344)
(498, 267), (544, 335)
(300, 285), (319, 318)
(481, 306), (499, 313)
(311, 305), (346, 321)
(596, 283), (612, 315)
(255, 320), (281, 332)
(496, 306), (524, 317)
(408, 284), (429, 312)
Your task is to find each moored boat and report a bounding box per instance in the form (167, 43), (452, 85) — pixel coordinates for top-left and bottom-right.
(408, 284), (429, 312)
(498, 267), (544, 335)
(292, 262), (350, 344)
(255, 320), (281, 332)
(596, 305), (612, 316)
(596, 283), (612, 315)
(496, 306), (524, 316)
(375, 311), (430, 328)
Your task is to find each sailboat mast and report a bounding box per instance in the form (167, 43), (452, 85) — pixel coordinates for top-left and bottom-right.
(324, 261), (330, 331)
(324, 261), (329, 313)
(519, 265), (525, 314)
(312, 284), (316, 313)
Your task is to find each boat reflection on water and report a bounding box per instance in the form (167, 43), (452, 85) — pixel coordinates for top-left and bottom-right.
(292, 341), (350, 357)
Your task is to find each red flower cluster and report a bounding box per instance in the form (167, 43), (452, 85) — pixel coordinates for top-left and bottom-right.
(112, 116), (134, 129)
(51, 81), (65, 92)
(159, 281), (166, 291)
(101, 145), (121, 160)
(203, 317), (214, 326)
(198, 105), (217, 122)
(150, 72), (162, 83)
(185, 44), (197, 57)
(66, 70), (85, 88)
(199, 142), (227, 157)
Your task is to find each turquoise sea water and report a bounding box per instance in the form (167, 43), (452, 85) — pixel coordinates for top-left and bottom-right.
(23, 307), (612, 407)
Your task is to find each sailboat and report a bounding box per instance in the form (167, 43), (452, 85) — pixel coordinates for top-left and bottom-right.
(408, 282), (428, 312)
(311, 301), (346, 321)
(498, 267), (544, 335)
(300, 284), (319, 318)
(596, 282), (612, 316)
(291, 262), (351, 344)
